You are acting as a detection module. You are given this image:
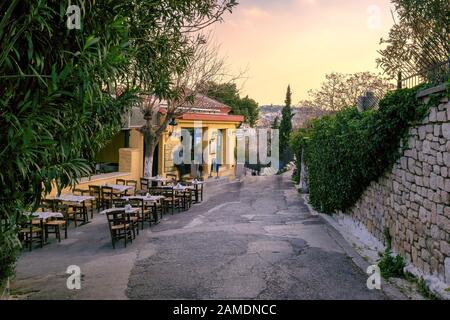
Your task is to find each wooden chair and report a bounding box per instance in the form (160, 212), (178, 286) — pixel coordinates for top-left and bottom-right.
(136, 178), (150, 195)
(101, 186), (115, 209)
(68, 189), (93, 220)
(44, 204), (68, 242)
(130, 199), (151, 229)
(116, 179), (126, 185)
(89, 185), (101, 211)
(179, 188), (193, 211)
(160, 187), (182, 215)
(39, 199), (56, 212)
(126, 180), (137, 196)
(19, 217), (44, 251)
(112, 198), (126, 208)
(73, 188), (89, 196)
(106, 210), (133, 249)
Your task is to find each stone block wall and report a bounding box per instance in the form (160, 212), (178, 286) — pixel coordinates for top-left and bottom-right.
(348, 90), (450, 283)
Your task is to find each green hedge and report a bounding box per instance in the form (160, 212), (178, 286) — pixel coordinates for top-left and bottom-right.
(291, 86), (439, 213)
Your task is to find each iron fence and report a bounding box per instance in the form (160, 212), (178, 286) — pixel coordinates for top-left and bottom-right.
(397, 58), (450, 89)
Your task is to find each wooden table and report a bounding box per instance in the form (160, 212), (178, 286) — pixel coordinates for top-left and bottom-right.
(99, 207), (140, 215)
(105, 184), (134, 194)
(122, 195), (165, 202)
(26, 211), (64, 220)
(55, 194), (95, 224)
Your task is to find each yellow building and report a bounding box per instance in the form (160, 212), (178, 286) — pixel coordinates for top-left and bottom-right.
(66, 94), (244, 191)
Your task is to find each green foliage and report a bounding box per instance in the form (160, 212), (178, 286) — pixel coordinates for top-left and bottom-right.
(279, 85), (294, 164)
(417, 277), (439, 300)
(293, 86), (432, 213)
(202, 82), (259, 127)
(289, 128), (309, 184)
(377, 0), (449, 80)
(377, 227), (405, 279)
(378, 249), (406, 279)
(0, 0), (237, 289)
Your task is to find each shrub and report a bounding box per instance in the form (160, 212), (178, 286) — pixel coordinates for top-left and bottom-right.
(293, 86), (435, 213)
(378, 249), (406, 279)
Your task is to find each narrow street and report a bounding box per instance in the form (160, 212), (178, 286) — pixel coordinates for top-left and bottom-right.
(14, 173), (388, 300)
(127, 173), (387, 299)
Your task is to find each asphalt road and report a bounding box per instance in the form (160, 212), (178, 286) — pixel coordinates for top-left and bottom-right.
(126, 174), (387, 300)
(14, 173), (388, 300)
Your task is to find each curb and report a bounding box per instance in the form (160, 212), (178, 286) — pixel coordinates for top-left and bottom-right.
(300, 194), (409, 300)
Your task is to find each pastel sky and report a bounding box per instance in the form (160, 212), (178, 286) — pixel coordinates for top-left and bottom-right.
(211, 0), (396, 105)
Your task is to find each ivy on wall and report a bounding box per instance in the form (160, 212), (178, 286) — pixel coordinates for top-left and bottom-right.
(290, 84), (448, 213)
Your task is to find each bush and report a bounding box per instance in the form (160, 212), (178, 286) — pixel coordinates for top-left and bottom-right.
(293, 86), (434, 213)
(378, 249), (406, 279)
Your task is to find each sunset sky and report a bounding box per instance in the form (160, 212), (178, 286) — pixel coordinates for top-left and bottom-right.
(211, 0), (396, 105)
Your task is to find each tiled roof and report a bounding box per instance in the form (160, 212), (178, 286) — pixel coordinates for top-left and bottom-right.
(122, 94), (237, 129)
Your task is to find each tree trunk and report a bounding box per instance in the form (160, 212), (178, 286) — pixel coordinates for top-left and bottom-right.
(144, 133), (156, 178)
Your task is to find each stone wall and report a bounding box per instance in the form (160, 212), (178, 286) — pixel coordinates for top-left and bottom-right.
(348, 89), (450, 284)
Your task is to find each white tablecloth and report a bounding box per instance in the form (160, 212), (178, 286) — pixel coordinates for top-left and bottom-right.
(99, 207), (139, 215)
(105, 184), (134, 192)
(55, 195), (95, 203)
(122, 195), (165, 202)
(26, 211), (64, 220)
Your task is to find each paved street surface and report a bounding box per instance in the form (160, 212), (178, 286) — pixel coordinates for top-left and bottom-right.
(14, 173), (388, 299)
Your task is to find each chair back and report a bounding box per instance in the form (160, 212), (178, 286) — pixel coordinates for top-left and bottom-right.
(39, 199), (56, 212)
(112, 198), (126, 208)
(126, 180), (137, 195)
(116, 179), (126, 185)
(140, 178), (149, 191)
(101, 186), (114, 201)
(73, 188), (88, 196)
(106, 210), (130, 230)
(148, 186), (164, 196)
(89, 185), (101, 198)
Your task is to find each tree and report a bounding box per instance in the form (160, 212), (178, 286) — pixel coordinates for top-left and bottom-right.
(279, 85), (294, 164)
(140, 38), (227, 178)
(239, 96), (259, 127)
(377, 0), (449, 81)
(0, 0), (237, 289)
(202, 82), (259, 127)
(306, 72), (394, 111)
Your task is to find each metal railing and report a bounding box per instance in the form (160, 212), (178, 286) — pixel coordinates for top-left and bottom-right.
(397, 58), (450, 89)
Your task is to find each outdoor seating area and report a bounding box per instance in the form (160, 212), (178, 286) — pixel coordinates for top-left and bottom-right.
(19, 177), (205, 251)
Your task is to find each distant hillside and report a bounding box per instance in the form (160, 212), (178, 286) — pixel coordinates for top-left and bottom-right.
(257, 105), (330, 129)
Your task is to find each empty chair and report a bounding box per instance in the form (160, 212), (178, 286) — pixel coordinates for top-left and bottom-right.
(101, 186), (115, 209)
(88, 185), (101, 211)
(44, 204), (69, 242)
(19, 217), (44, 251)
(112, 198), (126, 208)
(116, 179), (126, 185)
(161, 187), (182, 214)
(165, 173), (177, 185)
(137, 178), (150, 195)
(129, 198), (152, 229)
(126, 180), (137, 196)
(106, 210), (133, 249)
